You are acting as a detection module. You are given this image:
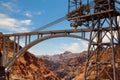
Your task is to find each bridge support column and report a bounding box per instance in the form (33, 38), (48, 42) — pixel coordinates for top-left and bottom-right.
(0, 52), (6, 80)
(0, 66), (5, 80)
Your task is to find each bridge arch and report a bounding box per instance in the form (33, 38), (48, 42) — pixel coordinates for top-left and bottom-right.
(5, 34), (89, 71)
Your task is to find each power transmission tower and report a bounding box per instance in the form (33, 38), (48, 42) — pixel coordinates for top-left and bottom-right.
(67, 0), (120, 79)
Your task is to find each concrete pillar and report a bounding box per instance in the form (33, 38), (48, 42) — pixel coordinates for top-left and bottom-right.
(0, 52), (5, 80)
(0, 52), (2, 66)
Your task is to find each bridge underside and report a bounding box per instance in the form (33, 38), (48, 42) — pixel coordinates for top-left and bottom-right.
(0, 29), (90, 72)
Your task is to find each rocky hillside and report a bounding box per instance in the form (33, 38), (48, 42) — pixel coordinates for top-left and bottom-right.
(0, 40), (60, 80)
(41, 51), (87, 80)
(10, 52), (60, 80)
(2, 39), (120, 80)
(41, 45), (120, 80)
(73, 45), (120, 80)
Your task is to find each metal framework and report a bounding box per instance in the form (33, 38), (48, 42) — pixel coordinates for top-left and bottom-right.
(68, 0), (120, 80)
(0, 0), (120, 79)
(0, 29), (90, 79)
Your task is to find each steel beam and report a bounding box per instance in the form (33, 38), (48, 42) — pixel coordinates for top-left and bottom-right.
(67, 0), (120, 80)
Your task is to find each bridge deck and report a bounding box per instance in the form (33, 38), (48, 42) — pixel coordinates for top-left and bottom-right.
(2, 27), (120, 37)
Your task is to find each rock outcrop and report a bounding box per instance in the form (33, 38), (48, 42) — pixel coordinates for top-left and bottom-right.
(0, 40), (60, 80)
(10, 52), (60, 80)
(41, 51), (87, 80)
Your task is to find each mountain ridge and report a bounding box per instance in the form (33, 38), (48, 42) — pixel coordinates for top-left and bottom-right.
(40, 51), (87, 80)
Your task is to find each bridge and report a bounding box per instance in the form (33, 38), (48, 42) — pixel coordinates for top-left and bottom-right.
(0, 0), (120, 80)
(0, 27), (93, 80)
(0, 26), (120, 71)
(0, 28), (91, 71)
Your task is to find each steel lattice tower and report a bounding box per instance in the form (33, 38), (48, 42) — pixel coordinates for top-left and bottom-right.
(67, 0), (120, 79)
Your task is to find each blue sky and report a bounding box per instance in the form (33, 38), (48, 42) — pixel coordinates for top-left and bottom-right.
(0, 0), (88, 55)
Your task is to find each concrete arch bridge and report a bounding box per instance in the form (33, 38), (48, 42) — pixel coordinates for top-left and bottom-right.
(0, 28), (91, 73)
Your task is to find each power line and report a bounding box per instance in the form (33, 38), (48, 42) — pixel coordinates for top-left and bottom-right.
(33, 15), (67, 32)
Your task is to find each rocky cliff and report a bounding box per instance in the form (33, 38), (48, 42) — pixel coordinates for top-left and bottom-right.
(2, 39), (120, 80)
(73, 45), (120, 80)
(41, 51), (87, 80)
(41, 45), (120, 80)
(0, 40), (60, 80)
(10, 52), (60, 80)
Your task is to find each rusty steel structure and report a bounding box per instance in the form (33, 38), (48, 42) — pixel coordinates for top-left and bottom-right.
(67, 0), (120, 80)
(0, 0), (120, 80)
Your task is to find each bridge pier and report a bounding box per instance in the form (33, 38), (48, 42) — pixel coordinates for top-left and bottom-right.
(0, 52), (6, 80)
(0, 66), (5, 80)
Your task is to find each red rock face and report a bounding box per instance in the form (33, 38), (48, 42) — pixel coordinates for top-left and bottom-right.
(0, 40), (60, 80)
(73, 45), (120, 80)
(1, 39), (120, 80)
(41, 51), (87, 80)
(41, 46), (120, 80)
(10, 52), (60, 80)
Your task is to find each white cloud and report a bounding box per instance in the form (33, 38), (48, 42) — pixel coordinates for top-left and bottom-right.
(102, 32), (111, 42)
(24, 11), (43, 17)
(62, 41), (88, 53)
(81, 41), (88, 50)
(0, 13), (31, 32)
(103, 31), (118, 43)
(25, 12), (32, 17)
(1, 2), (14, 12)
(91, 31), (118, 43)
(20, 20), (31, 25)
(36, 11), (42, 15)
(63, 43), (80, 52)
(0, 1), (20, 13)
